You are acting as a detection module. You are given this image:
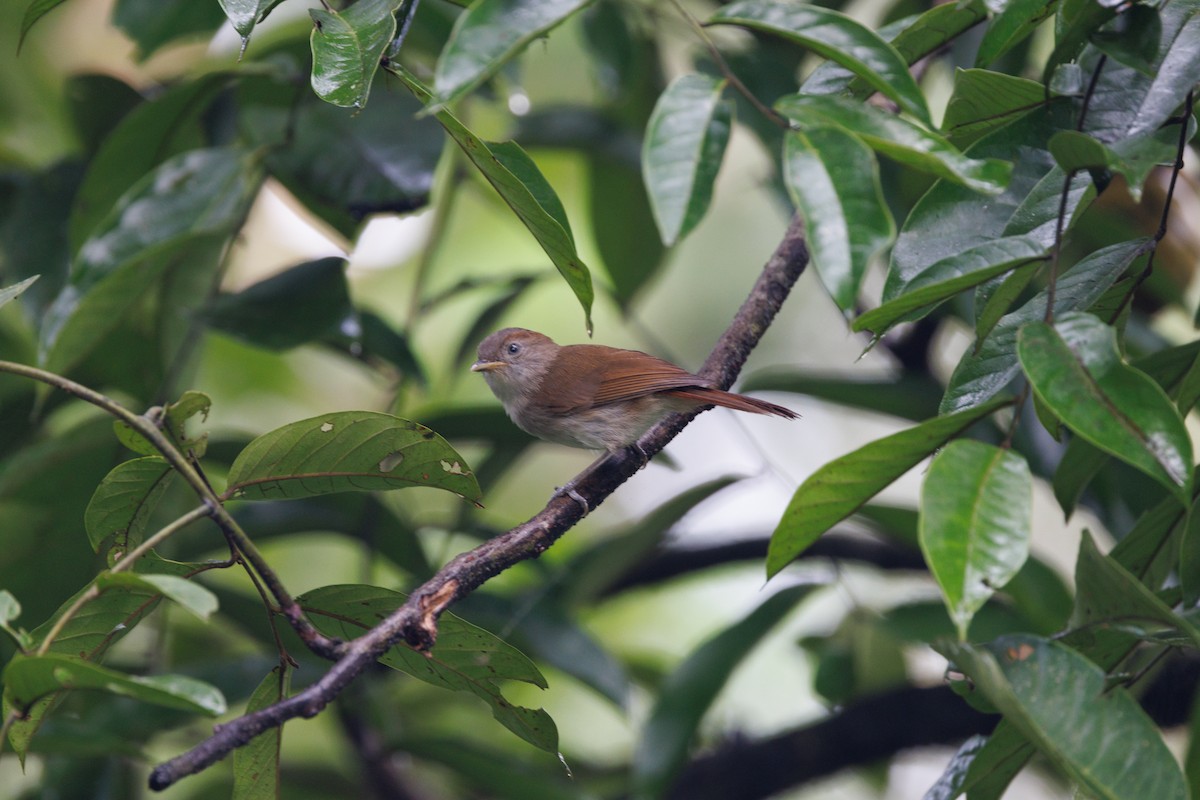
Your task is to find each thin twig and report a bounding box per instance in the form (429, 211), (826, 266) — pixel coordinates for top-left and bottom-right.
(146, 215), (810, 792)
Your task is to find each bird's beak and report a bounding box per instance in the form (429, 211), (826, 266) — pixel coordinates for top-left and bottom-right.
(471, 360), (506, 373)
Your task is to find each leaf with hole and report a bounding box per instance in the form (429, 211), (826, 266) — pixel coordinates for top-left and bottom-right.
(225, 411), (482, 504)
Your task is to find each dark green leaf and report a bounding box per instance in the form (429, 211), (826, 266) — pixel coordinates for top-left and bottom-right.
(920, 441), (1031, 640)
(83, 457), (174, 555)
(434, 0), (593, 105)
(974, 261), (1041, 346)
(942, 238), (1150, 414)
(975, 0), (1056, 67)
(710, 0), (931, 124)
(1073, 531), (1200, 648)
(776, 94), (1011, 193)
(741, 370), (942, 422)
(783, 127), (893, 310)
(643, 73), (732, 246)
(69, 72), (236, 255)
(1091, 5), (1161, 76)
(225, 411), (482, 504)
(208, 258), (351, 351)
(65, 74), (143, 158)
(632, 584), (815, 798)
(42, 148), (262, 376)
(856, 236), (1048, 336)
(767, 397), (1010, 577)
(1126, 9), (1200, 138)
(943, 69), (1045, 147)
(239, 69), (444, 238)
(18, 0), (70, 50)
(95, 573), (218, 622)
(111, 0), (226, 60)
(940, 635), (1186, 800)
(232, 665), (290, 799)
(1018, 313), (1192, 499)
(309, 0), (398, 108)
(4, 653), (226, 716)
(395, 67), (594, 332)
(301, 584), (557, 751)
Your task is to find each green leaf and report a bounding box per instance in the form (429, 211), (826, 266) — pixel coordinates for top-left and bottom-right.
(855, 236), (1048, 336)
(783, 127), (893, 311)
(632, 584), (815, 798)
(975, 0), (1056, 67)
(0, 276), (39, 311)
(1126, 9), (1200, 138)
(95, 573), (218, 622)
(741, 370), (942, 422)
(710, 0), (931, 125)
(232, 665), (291, 800)
(920, 441), (1031, 640)
(1018, 313), (1192, 499)
(1073, 531), (1200, 648)
(219, 0), (286, 40)
(642, 73), (733, 246)
(4, 652), (226, 716)
(300, 584), (557, 752)
(395, 67), (594, 332)
(434, 0), (593, 105)
(767, 396), (1010, 578)
(225, 411), (482, 504)
(776, 94), (1011, 194)
(208, 258), (352, 351)
(1050, 117), (1195, 201)
(941, 238), (1150, 414)
(940, 635), (1187, 800)
(84, 457), (174, 555)
(309, 0), (398, 108)
(0, 591), (30, 650)
(239, 67), (444, 238)
(68, 72), (237, 255)
(18, 0), (70, 50)
(943, 69), (1045, 147)
(43, 147), (262, 376)
(111, 0), (227, 60)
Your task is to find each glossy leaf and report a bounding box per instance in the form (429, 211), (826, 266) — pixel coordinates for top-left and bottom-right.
(943, 69), (1044, 146)
(95, 573), (218, 622)
(1051, 117), (1195, 201)
(642, 73), (732, 246)
(1018, 313), (1192, 499)
(42, 148), (262, 376)
(208, 258), (351, 351)
(301, 584), (557, 751)
(710, 0), (930, 124)
(975, 0), (1055, 67)
(941, 635), (1187, 800)
(783, 127), (893, 310)
(632, 584), (815, 798)
(219, 0), (285, 40)
(434, 0), (593, 105)
(776, 94), (1011, 194)
(4, 652), (225, 716)
(225, 411), (482, 504)
(309, 0), (398, 108)
(232, 665), (291, 799)
(767, 396), (1010, 577)
(855, 236), (1048, 336)
(1126, 9), (1200, 138)
(68, 72), (237, 255)
(239, 68), (444, 238)
(395, 67), (594, 331)
(0, 276), (39, 311)
(83, 457), (174, 554)
(920, 441), (1031, 640)
(1073, 531), (1200, 648)
(941, 238), (1150, 414)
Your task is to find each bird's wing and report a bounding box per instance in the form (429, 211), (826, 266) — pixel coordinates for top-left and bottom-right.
(542, 345), (707, 413)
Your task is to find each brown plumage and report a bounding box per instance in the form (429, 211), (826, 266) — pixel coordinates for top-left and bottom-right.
(472, 328), (796, 453)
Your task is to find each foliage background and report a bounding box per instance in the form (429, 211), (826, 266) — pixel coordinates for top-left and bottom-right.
(1, 0), (1199, 798)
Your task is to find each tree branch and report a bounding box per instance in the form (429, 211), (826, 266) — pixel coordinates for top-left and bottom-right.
(147, 215), (809, 791)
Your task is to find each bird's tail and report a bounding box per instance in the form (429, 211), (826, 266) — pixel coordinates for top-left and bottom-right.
(667, 388), (799, 419)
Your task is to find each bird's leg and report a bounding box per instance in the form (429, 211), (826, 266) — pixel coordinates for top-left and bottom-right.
(554, 445), (652, 513)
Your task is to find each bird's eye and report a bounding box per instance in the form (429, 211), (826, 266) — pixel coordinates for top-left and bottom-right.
(507, 342), (521, 355)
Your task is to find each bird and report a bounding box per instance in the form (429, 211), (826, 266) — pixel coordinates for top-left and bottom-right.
(471, 327), (796, 509)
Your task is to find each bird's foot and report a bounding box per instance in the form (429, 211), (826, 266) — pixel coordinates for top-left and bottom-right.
(552, 480), (590, 514)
